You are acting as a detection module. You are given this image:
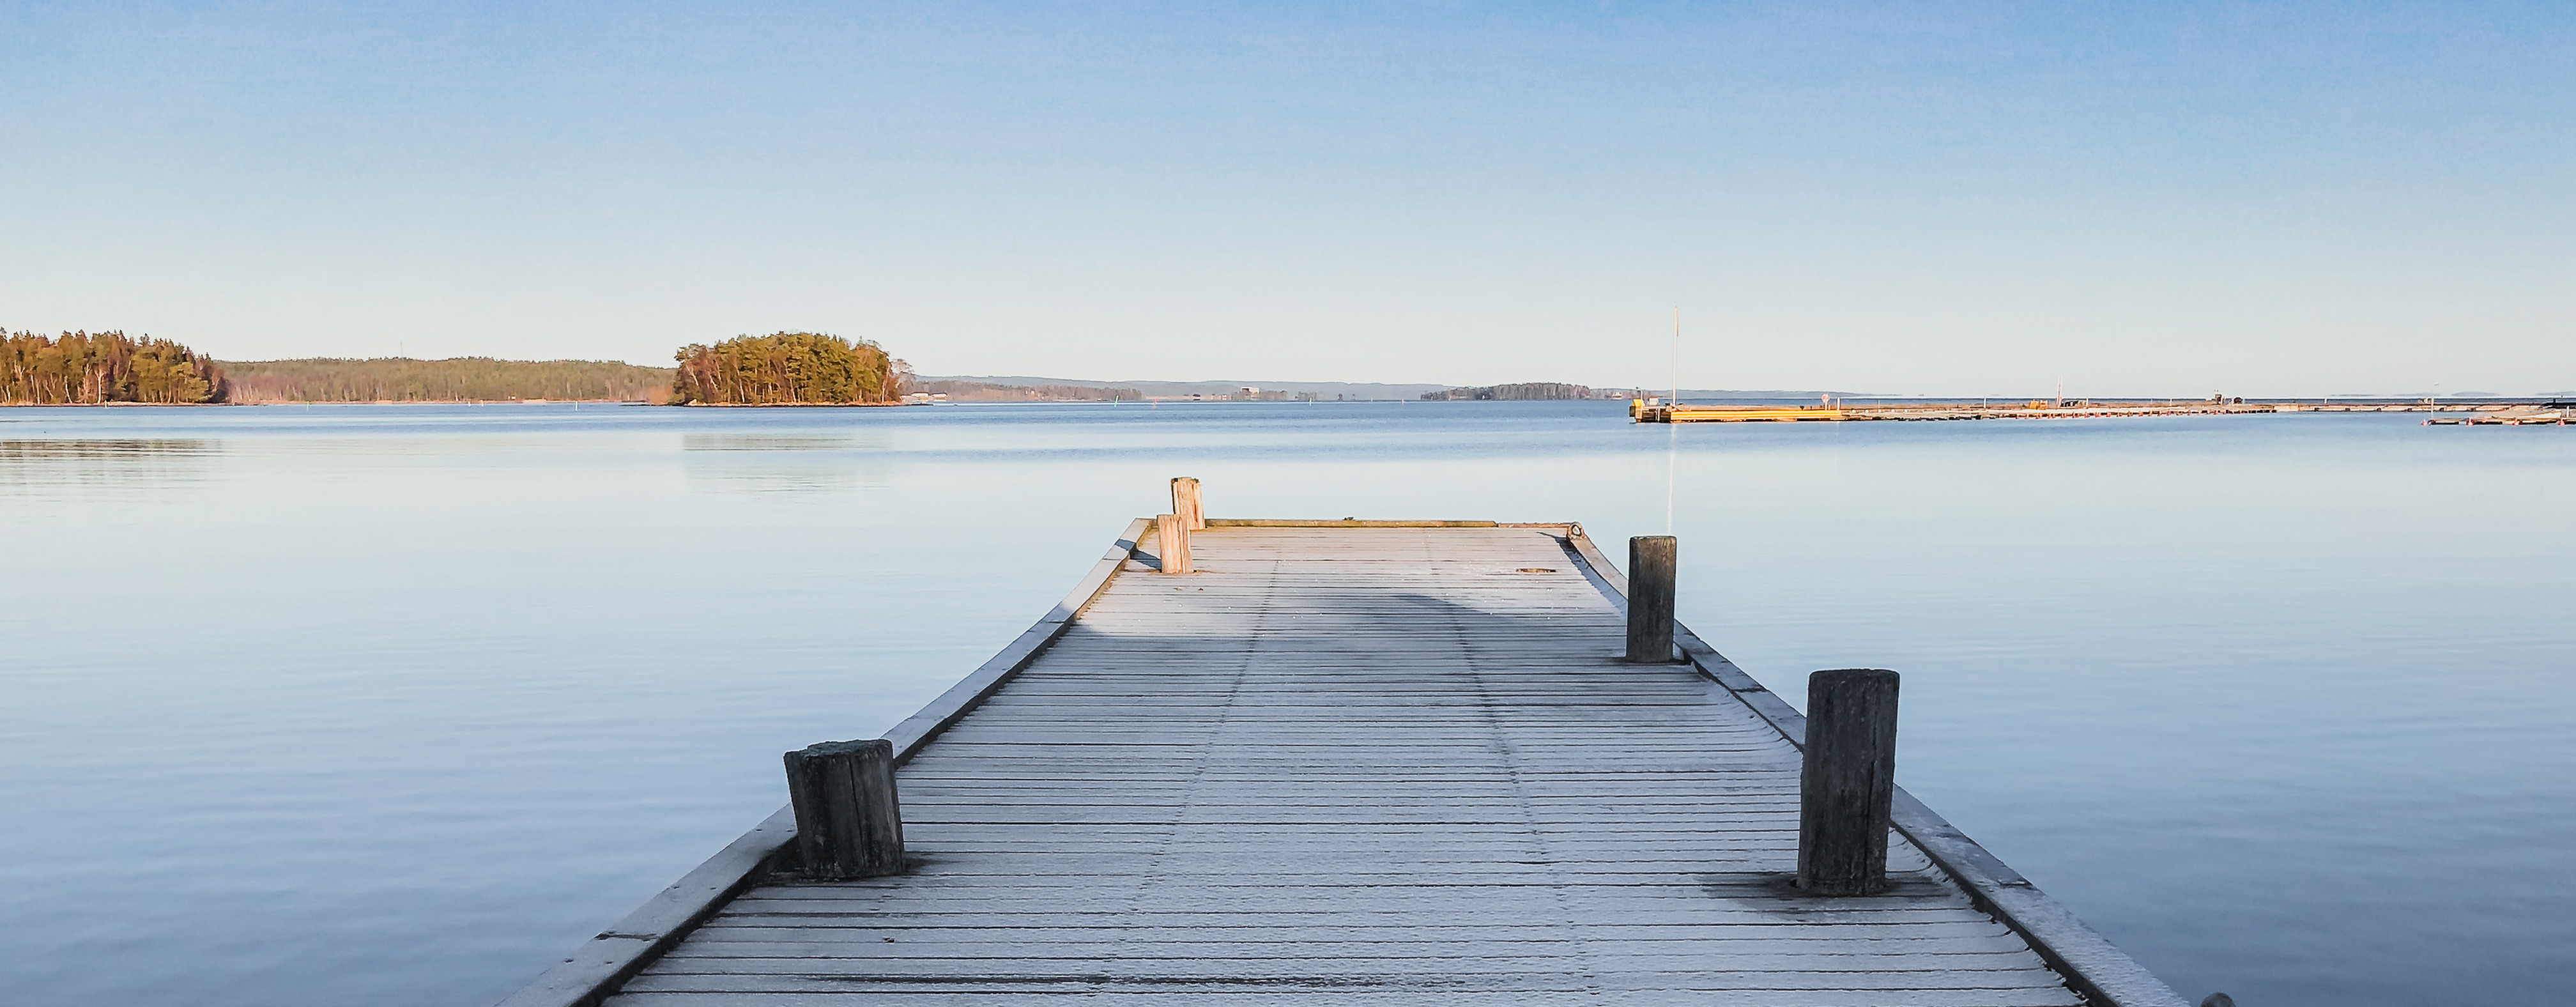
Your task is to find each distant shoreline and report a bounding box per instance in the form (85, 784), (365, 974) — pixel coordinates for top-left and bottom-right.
(6, 397), (2563, 410)
(0, 399), (654, 407)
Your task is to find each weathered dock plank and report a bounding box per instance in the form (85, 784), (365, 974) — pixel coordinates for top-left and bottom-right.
(492, 522), (2190, 1007)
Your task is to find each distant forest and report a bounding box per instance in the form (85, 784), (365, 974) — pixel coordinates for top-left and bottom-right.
(673, 333), (903, 405)
(2, 330), (229, 404)
(222, 357), (676, 403)
(1422, 382), (1595, 401)
(919, 379), (1146, 401)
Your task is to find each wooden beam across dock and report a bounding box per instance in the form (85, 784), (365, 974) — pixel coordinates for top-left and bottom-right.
(502, 518), (2187, 1007)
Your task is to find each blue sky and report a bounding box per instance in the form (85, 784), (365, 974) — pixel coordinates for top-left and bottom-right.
(4, 2), (2569, 394)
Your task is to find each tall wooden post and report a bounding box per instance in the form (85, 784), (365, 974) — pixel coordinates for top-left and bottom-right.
(1797, 668), (1900, 895)
(1625, 535), (1676, 662)
(784, 739), (904, 879)
(1156, 513), (1193, 574)
(1171, 477), (1204, 531)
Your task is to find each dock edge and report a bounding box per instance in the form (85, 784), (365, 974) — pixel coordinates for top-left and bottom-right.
(1557, 523), (2189, 1007)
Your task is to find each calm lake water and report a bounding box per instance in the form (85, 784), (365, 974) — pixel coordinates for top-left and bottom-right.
(1, 401), (2569, 1006)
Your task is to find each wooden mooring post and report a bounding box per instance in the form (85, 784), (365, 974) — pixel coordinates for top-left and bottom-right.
(1156, 513), (1193, 574)
(783, 739), (904, 879)
(1797, 668), (1899, 895)
(1625, 535), (1677, 662)
(1171, 477), (1204, 531)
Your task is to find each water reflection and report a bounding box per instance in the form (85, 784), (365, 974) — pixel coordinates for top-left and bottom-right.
(682, 434), (862, 452)
(236, 437), (544, 457)
(680, 433), (890, 493)
(0, 439), (218, 495)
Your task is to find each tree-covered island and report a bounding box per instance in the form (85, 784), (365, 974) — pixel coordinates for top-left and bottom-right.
(672, 332), (906, 405)
(2, 330), (229, 404)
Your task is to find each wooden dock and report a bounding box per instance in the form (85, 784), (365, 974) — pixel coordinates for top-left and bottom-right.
(1632, 397), (2571, 424)
(1629, 399), (2284, 423)
(502, 516), (2189, 1007)
(2422, 404), (2570, 426)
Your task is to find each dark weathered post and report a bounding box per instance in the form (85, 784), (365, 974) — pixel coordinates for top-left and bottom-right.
(1625, 535), (1677, 662)
(1797, 668), (1899, 895)
(783, 739), (904, 879)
